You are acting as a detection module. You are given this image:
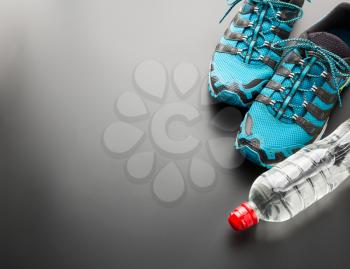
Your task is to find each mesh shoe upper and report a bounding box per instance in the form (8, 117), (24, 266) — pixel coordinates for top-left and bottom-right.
(237, 29), (350, 167)
(210, 0), (305, 107)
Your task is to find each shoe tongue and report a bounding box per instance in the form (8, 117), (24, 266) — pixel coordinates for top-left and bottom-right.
(305, 32), (350, 58)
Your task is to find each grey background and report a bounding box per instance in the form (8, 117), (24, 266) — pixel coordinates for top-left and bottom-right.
(3, 0), (350, 268)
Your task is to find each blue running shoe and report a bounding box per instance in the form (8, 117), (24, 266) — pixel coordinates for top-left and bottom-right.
(209, 0), (306, 107)
(237, 3), (350, 168)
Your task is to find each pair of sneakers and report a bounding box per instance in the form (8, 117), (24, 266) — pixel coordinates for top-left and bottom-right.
(209, 1), (350, 168)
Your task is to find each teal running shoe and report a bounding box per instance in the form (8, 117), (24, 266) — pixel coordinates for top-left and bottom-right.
(237, 3), (350, 168)
(209, 0), (306, 107)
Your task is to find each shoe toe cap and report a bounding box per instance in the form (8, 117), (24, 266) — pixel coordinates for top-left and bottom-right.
(236, 102), (313, 167)
(209, 52), (272, 106)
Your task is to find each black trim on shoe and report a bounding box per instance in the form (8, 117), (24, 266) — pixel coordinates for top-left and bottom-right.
(237, 137), (288, 165)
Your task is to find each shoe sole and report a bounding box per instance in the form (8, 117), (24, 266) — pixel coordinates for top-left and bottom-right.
(236, 121), (329, 169)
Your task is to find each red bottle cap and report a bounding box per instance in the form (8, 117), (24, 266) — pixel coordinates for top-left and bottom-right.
(228, 202), (259, 232)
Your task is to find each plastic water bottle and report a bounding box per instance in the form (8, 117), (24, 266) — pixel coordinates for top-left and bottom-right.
(229, 119), (350, 232)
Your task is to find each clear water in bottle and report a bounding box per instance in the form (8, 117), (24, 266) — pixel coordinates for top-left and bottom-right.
(229, 119), (350, 232)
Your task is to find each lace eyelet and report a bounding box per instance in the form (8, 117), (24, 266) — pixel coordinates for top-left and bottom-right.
(263, 41), (270, 47)
(302, 101), (309, 108)
(292, 114), (299, 121)
(279, 86), (286, 92)
(288, 72), (295, 79)
(321, 71), (328, 78)
(311, 85), (318, 92)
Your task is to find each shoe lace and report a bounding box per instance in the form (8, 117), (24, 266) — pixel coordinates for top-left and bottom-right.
(220, 0), (308, 62)
(270, 38), (350, 121)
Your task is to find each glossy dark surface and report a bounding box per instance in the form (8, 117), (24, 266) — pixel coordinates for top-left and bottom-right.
(4, 1), (350, 268)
